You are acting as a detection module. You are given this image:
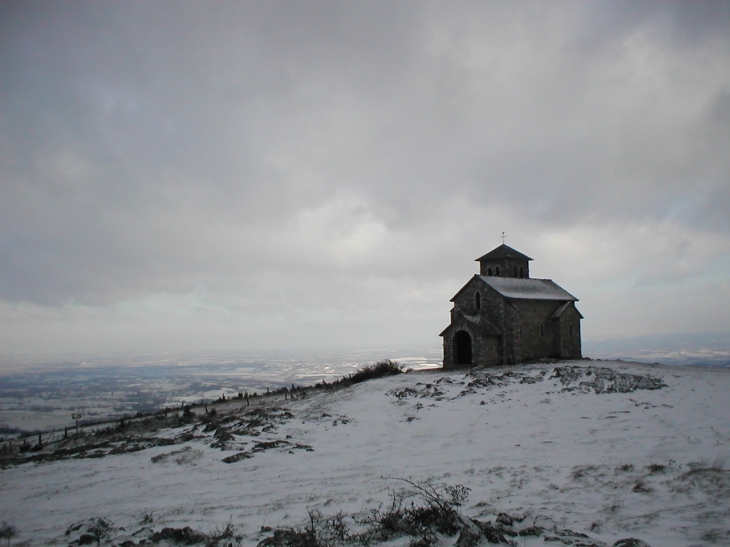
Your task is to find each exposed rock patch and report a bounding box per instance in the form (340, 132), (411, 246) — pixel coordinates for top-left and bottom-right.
(551, 366), (665, 394)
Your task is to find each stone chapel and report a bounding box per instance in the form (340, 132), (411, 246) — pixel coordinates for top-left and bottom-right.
(440, 244), (583, 368)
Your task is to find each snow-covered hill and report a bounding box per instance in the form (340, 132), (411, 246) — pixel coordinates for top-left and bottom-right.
(1, 361), (728, 547)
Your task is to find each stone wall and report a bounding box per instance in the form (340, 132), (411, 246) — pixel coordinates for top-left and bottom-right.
(556, 304), (582, 359)
(479, 257), (530, 278)
(450, 279), (510, 366)
(474, 333), (502, 366)
(442, 327), (502, 369)
(443, 276), (581, 367)
(509, 300), (559, 361)
(451, 278), (506, 329)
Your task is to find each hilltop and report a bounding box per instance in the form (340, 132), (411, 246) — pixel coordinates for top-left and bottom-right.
(1, 361), (728, 547)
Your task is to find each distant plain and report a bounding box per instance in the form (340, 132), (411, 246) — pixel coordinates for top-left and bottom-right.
(1, 332), (728, 437)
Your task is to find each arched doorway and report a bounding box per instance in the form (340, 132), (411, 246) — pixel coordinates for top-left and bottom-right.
(454, 330), (472, 365)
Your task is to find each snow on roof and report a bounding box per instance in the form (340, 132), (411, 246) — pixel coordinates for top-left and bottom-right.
(479, 276), (578, 301)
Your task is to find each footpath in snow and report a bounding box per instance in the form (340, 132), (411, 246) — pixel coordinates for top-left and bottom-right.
(1, 360), (728, 547)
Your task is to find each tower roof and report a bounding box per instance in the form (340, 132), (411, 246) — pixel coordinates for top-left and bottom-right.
(475, 244), (533, 262)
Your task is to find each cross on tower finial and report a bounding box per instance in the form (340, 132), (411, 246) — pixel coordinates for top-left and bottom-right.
(501, 231), (506, 244)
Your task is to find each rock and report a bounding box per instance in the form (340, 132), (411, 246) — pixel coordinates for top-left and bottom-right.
(455, 515), (485, 547)
(533, 515), (556, 532)
(517, 526), (544, 537)
(65, 523), (83, 536)
(150, 526), (207, 545)
(496, 512), (518, 526)
(473, 520), (516, 544)
(455, 526), (481, 547)
(221, 451), (252, 463)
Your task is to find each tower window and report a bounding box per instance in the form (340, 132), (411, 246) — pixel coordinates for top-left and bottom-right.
(569, 325), (573, 336)
(539, 324), (544, 337)
(475, 292), (481, 310)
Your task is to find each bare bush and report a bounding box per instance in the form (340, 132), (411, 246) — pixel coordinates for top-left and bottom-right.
(0, 522), (18, 547)
(209, 518), (241, 544)
(259, 478), (470, 547)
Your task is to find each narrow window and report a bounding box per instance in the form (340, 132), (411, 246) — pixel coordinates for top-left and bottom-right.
(475, 292), (481, 310)
(496, 267), (500, 276)
(539, 324), (544, 337)
(513, 266), (517, 277)
(520, 267), (524, 278)
(488, 267), (492, 276)
(569, 325), (573, 336)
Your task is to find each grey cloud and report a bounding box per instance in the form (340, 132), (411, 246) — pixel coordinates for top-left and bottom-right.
(0, 1), (728, 349)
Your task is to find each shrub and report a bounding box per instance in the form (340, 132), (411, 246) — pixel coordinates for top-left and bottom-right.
(0, 522), (18, 547)
(256, 511), (333, 547)
(258, 479), (469, 547)
(209, 518), (240, 543)
(349, 360), (403, 385)
(355, 479), (470, 545)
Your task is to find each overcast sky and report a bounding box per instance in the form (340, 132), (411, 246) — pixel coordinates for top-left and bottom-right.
(1, 1), (729, 356)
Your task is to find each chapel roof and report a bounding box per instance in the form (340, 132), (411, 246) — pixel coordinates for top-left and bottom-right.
(475, 244), (533, 262)
(479, 276), (578, 301)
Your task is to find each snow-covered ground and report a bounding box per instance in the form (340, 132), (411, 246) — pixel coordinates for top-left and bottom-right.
(1, 360), (728, 547)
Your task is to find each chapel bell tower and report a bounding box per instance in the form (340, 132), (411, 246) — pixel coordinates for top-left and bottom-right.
(476, 244), (532, 279)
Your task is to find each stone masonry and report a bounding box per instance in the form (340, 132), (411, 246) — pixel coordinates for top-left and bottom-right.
(440, 244), (582, 368)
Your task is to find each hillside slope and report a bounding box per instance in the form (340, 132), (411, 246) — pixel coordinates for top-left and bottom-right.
(1, 361), (728, 547)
